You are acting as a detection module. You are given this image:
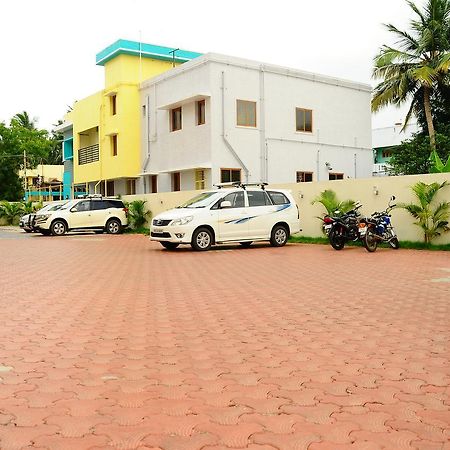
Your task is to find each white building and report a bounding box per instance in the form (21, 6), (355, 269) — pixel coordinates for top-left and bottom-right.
(139, 53), (373, 193)
(372, 121), (419, 176)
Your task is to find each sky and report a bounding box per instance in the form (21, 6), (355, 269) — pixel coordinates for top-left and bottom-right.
(0, 0), (417, 131)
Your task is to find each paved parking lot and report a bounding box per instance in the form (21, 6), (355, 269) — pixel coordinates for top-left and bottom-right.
(0, 228), (449, 449)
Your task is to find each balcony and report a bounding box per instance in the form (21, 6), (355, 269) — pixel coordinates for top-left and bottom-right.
(372, 163), (391, 176)
(78, 144), (99, 165)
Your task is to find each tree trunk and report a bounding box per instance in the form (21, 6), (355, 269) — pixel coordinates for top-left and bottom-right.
(423, 87), (436, 151)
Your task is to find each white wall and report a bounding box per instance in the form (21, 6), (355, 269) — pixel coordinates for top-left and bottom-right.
(140, 54), (373, 191)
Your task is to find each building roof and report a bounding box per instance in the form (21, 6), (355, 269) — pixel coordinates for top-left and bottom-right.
(372, 122), (419, 149)
(96, 39), (202, 66)
(141, 52), (372, 93)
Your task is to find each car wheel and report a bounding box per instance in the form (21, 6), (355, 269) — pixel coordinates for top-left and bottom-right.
(161, 242), (180, 250)
(239, 241), (252, 248)
(24, 229), (32, 233)
(106, 218), (122, 235)
(270, 225), (288, 247)
(50, 220), (67, 236)
(191, 227), (213, 251)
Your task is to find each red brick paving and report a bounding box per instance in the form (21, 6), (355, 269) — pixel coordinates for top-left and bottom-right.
(0, 231), (449, 449)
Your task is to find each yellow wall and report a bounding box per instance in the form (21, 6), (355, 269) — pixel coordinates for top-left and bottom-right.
(104, 54), (178, 87)
(70, 54), (179, 185)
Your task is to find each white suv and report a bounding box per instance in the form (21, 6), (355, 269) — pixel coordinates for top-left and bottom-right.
(150, 184), (300, 251)
(34, 196), (128, 236)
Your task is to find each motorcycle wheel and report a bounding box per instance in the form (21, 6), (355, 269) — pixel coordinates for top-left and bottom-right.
(364, 228), (378, 252)
(389, 237), (400, 249)
(329, 227), (345, 250)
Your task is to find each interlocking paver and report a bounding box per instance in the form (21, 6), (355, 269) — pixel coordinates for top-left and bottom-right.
(0, 232), (449, 449)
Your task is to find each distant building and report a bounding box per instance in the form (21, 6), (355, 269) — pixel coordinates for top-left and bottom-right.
(372, 122), (420, 176)
(19, 164), (64, 201)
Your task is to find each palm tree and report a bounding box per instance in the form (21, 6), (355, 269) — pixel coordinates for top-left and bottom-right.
(399, 181), (450, 243)
(11, 111), (36, 130)
(311, 190), (356, 217)
(372, 0), (450, 151)
(127, 200), (151, 229)
(0, 201), (25, 225)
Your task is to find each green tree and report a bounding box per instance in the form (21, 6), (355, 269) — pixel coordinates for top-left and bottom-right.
(127, 200), (151, 229)
(311, 190), (356, 217)
(388, 124), (450, 174)
(0, 113), (55, 200)
(399, 181), (450, 243)
(372, 0), (450, 151)
(0, 201), (24, 225)
(11, 111), (36, 130)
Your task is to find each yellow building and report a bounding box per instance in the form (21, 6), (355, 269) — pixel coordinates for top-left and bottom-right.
(19, 164), (64, 201)
(65, 39), (201, 196)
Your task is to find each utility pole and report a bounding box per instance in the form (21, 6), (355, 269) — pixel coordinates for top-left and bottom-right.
(23, 149), (27, 198)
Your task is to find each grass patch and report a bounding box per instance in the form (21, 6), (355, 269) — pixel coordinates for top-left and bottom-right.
(124, 226), (150, 236)
(289, 235), (450, 251)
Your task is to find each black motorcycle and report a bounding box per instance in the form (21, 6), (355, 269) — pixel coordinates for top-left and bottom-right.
(328, 202), (364, 250)
(362, 196), (399, 252)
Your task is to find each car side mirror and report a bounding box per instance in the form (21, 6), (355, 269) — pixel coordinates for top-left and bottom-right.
(220, 200), (232, 209)
(70, 207), (77, 213)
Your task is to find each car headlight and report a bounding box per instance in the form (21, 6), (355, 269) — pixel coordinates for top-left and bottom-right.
(37, 214), (51, 220)
(170, 216), (194, 226)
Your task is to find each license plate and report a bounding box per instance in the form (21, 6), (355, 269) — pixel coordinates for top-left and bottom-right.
(153, 228), (163, 233)
(359, 226), (367, 235)
(324, 224), (332, 230)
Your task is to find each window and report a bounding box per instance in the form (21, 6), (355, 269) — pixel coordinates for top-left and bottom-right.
(237, 100), (256, 127)
(196, 100), (205, 125)
(296, 171), (313, 182)
(78, 144), (99, 165)
(247, 190), (271, 207)
(296, 108), (312, 132)
(72, 200), (90, 212)
(219, 191), (245, 208)
(111, 135), (118, 156)
(382, 150), (392, 158)
(329, 173), (344, 180)
(126, 179), (136, 195)
(172, 172), (180, 191)
(111, 95), (117, 115)
(170, 107), (182, 132)
(220, 168), (241, 183)
(267, 191), (290, 205)
(195, 169), (205, 190)
(151, 175), (158, 193)
(91, 200), (107, 211)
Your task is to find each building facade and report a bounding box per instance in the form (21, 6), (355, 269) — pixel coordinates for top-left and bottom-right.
(63, 39), (201, 197)
(138, 53), (373, 193)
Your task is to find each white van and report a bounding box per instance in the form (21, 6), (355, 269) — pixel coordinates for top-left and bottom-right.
(150, 183), (300, 251)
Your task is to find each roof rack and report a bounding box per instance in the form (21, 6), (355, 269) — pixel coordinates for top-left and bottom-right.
(213, 182), (269, 190)
(213, 182), (241, 189)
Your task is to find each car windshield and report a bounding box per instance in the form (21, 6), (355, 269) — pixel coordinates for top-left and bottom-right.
(177, 192), (219, 209)
(37, 203), (64, 213)
(59, 200), (78, 210)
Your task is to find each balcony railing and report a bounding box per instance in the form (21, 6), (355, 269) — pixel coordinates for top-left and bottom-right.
(78, 144), (99, 165)
(373, 163), (391, 176)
